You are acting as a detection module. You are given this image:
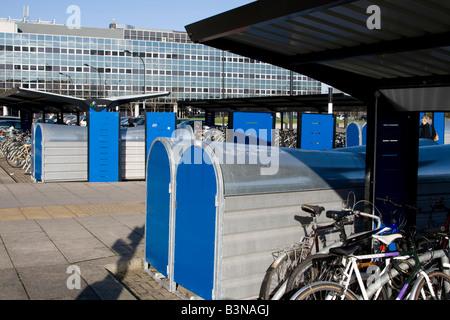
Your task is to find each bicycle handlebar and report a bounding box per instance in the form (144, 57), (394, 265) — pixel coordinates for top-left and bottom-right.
(376, 196), (421, 212)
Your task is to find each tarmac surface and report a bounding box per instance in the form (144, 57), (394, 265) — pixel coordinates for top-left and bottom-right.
(0, 152), (184, 301)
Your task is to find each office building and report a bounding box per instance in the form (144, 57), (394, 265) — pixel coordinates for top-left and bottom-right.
(0, 17), (322, 116)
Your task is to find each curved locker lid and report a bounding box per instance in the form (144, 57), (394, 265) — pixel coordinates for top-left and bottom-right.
(181, 141), (367, 196)
(36, 123), (87, 142)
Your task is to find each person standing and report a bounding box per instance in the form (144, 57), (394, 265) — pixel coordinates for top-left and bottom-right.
(419, 115), (438, 140)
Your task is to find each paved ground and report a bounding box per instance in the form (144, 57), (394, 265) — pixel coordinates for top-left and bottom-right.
(0, 152), (184, 300)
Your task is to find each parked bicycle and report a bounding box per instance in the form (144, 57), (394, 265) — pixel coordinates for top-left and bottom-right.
(290, 230), (450, 300)
(0, 129), (32, 175)
(284, 196), (404, 298)
(259, 192), (383, 300)
(289, 197), (450, 300)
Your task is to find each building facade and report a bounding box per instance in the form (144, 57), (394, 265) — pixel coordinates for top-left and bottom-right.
(0, 18), (322, 115)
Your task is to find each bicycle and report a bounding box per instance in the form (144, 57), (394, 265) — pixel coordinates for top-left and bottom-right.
(421, 197), (450, 250)
(284, 197), (401, 297)
(290, 231), (450, 300)
(259, 204), (336, 300)
(259, 192), (382, 300)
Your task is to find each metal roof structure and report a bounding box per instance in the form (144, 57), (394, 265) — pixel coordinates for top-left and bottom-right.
(185, 0), (450, 226)
(0, 87), (170, 113)
(185, 0), (450, 111)
(178, 93), (366, 113)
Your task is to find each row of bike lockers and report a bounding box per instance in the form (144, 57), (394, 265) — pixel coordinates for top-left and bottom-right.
(145, 136), (450, 300)
(31, 111), (339, 183)
(31, 110), (176, 183)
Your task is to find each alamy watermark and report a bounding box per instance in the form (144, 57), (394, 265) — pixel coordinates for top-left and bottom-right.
(366, 5), (381, 30)
(66, 5), (81, 30)
(66, 265), (81, 290)
(171, 126), (280, 176)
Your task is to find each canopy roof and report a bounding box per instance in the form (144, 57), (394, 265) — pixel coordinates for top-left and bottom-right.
(0, 87), (170, 113)
(178, 93), (365, 113)
(185, 0), (450, 111)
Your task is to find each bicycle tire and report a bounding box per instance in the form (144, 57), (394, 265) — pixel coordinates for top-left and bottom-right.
(259, 247), (304, 300)
(412, 271), (450, 300)
(285, 253), (342, 296)
(290, 281), (358, 300)
(6, 149), (24, 168)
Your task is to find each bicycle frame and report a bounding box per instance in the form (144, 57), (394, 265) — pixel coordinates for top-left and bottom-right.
(340, 246), (450, 300)
(340, 249), (419, 300)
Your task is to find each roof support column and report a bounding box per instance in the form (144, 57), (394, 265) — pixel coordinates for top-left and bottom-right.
(365, 93), (420, 229)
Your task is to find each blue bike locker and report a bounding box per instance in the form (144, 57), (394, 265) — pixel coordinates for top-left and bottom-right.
(146, 112), (176, 160)
(300, 113), (334, 150)
(146, 140), (172, 279)
(229, 111), (274, 145)
(145, 137), (193, 293)
(174, 144), (218, 300)
(32, 123), (42, 181)
(88, 108), (119, 182)
(32, 123), (87, 182)
(346, 122), (365, 147)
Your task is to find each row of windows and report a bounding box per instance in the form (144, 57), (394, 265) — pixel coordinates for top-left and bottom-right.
(0, 30), (322, 100)
(0, 65), (300, 81)
(0, 81), (318, 96)
(123, 29), (191, 43)
(0, 44), (265, 66)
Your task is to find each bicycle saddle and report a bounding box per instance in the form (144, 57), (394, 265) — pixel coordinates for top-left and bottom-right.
(372, 233), (403, 246)
(301, 204), (325, 217)
(329, 243), (362, 256)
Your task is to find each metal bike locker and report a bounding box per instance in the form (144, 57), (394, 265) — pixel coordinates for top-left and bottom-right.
(88, 108), (119, 182)
(144, 137), (193, 293)
(299, 113), (334, 150)
(32, 123), (87, 182)
(120, 126), (145, 180)
(346, 122), (365, 147)
(173, 142), (367, 300)
(227, 111), (275, 145)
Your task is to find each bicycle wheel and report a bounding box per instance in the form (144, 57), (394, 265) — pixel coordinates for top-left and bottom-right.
(412, 271), (450, 300)
(6, 149), (24, 168)
(291, 281), (358, 300)
(286, 253), (343, 296)
(259, 248), (304, 300)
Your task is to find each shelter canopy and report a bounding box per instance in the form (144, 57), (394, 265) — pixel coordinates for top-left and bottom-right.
(185, 0), (450, 111)
(178, 93), (366, 113)
(0, 87), (170, 113)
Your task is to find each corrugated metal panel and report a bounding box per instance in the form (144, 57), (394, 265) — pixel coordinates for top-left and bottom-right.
(120, 140), (146, 180)
(219, 188), (362, 299)
(37, 124), (88, 182)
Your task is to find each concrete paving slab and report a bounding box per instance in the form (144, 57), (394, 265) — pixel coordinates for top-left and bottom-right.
(0, 268), (28, 300)
(35, 217), (85, 231)
(0, 242), (13, 269)
(9, 250), (69, 268)
(20, 206), (52, 220)
(75, 215), (126, 228)
(43, 205), (76, 218)
(0, 219), (42, 234)
(17, 264), (95, 300)
(0, 208), (26, 221)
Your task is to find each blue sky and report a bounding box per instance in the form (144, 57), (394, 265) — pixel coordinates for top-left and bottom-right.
(2, 0), (255, 31)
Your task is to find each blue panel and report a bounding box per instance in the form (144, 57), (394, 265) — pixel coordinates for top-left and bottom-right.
(89, 108), (119, 182)
(300, 114), (334, 150)
(361, 123), (367, 145)
(232, 112), (273, 145)
(434, 113), (445, 145)
(146, 113), (175, 159)
(145, 141), (171, 277)
(174, 146), (217, 300)
(33, 125), (42, 181)
(346, 122), (361, 147)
